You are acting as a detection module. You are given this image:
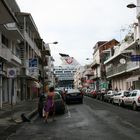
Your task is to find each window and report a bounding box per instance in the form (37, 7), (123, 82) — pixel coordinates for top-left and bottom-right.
(54, 93), (61, 100)
(131, 92), (137, 97)
(124, 92), (130, 96)
(2, 35), (8, 47)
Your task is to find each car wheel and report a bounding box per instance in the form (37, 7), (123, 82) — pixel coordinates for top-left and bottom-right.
(100, 96), (103, 101)
(66, 101), (69, 104)
(133, 102), (137, 111)
(61, 109), (65, 114)
(111, 99), (114, 104)
(118, 100), (121, 106)
(121, 101), (124, 107)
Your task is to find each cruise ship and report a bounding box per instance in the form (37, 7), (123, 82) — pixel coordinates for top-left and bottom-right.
(54, 53), (80, 88)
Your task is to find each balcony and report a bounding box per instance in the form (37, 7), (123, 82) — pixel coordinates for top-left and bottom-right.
(11, 54), (21, 65)
(91, 60), (100, 68)
(0, 45), (12, 61)
(106, 61), (140, 78)
(84, 70), (94, 76)
(89, 75), (98, 80)
(24, 31), (41, 57)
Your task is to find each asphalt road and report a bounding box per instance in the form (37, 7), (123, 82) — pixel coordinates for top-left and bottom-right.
(7, 96), (140, 140)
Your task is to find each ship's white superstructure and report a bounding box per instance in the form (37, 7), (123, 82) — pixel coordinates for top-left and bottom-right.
(54, 53), (80, 88)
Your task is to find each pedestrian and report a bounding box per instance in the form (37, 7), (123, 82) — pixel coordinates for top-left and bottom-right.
(43, 86), (55, 123)
(38, 89), (46, 118)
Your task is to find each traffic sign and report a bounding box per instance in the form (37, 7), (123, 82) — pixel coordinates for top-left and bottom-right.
(29, 58), (38, 67)
(131, 55), (140, 61)
(7, 68), (16, 78)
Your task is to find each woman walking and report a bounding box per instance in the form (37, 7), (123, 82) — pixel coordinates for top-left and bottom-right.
(44, 87), (55, 123)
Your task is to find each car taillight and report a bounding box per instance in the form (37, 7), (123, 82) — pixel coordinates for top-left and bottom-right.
(138, 96), (140, 103)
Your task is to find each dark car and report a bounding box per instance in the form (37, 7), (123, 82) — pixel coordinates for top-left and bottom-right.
(54, 91), (66, 114)
(65, 89), (83, 104)
(55, 88), (66, 101)
(38, 91), (65, 117)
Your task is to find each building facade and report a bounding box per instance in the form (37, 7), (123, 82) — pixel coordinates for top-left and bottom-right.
(0, 0), (53, 109)
(74, 66), (85, 89)
(104, 24), (140, 90)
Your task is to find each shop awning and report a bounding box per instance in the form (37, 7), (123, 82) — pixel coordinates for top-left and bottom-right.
(32, 81), (43, 88)
(126, 75), (140, 82)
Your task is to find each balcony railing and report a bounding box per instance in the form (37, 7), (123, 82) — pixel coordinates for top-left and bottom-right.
(106, 61), (140, 78)
(84, 70), (94, 76)
(24, 31), (41, 57)
(91, 60), (100, 68)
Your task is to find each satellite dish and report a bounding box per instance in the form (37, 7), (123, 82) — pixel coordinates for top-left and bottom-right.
(120, 58), (126, 64)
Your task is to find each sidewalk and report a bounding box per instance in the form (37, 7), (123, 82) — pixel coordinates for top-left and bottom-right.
(0, 99), (38, 124)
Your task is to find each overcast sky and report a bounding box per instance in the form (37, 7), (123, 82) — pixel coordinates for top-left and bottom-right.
(16, 0), (136, 66)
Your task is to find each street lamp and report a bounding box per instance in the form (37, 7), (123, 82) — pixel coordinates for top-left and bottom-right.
(47, 41), (58, 45)
(42, 41), (58, 92)
(86, 58), (92, 60)
(127, 3), (138, 8)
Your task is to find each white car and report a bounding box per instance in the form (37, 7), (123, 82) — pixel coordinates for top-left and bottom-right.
(104, 90), (117, 103)
(113, 90), (130, 105)
(122, 90), (140, 110)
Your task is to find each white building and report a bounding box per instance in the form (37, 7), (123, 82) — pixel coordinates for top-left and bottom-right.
(104, 23), (140, 90)
(0, 0), (24, 108)
(0, 0), (53, 109)
(74, 66), (85, 89)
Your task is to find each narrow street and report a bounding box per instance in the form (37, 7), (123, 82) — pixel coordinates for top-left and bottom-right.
(8, 97), (140, 140)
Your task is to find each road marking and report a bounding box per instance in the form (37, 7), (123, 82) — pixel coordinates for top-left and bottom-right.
(65, 106), (71, 118)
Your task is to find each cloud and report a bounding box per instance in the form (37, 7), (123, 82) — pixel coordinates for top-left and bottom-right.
(16, 0), (136, 65)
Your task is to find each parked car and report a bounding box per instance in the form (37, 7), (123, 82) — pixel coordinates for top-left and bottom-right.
(89, 89), (97, 98)
(65, 89), (83, 104)
(96, 88), (107, 100)
(121, 90), (140, 110)
(84, 88), (91, 96)
(54, 91), (66, 114)
(104, 90), (118, 103)
(112, 90), (130, 105)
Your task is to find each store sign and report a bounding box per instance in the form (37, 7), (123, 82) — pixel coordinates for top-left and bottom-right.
(29, 58), (38, 67)
(131, 55), (140, 61)
(7, 68), (16, 78)
(28, 68), (39, 79)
